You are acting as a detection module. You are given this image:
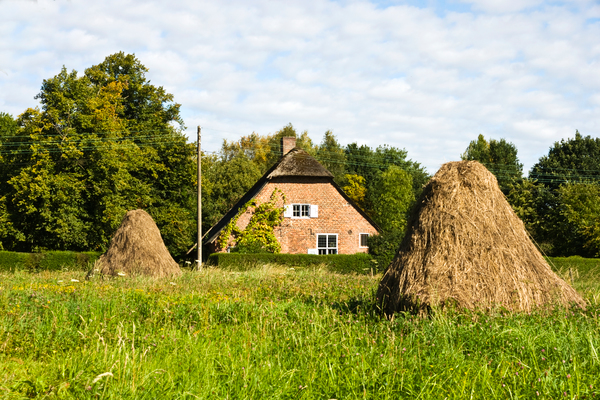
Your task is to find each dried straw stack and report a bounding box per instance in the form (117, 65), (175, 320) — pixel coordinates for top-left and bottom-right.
(96, 209), (181, 278)
(377, 161), (585, 314)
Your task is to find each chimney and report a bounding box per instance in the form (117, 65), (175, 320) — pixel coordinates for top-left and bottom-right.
(281, 136), (296, 156)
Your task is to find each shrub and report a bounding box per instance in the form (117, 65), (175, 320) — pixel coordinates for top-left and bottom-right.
(367, 230), (405, 270)
(0, 251), (28, 272)
(206, 253), (378, 274)
(0, 251), (101, 272)
(230, 240), (271, 254)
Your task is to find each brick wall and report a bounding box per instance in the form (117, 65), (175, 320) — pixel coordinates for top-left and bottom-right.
(231, 176), (378, 254)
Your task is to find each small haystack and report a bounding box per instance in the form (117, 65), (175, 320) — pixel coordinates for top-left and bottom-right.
(96, 209), (181, 278)
(378, 161), (585, 314)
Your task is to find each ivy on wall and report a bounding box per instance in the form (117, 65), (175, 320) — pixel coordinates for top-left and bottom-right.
(217, 189), (286, 253)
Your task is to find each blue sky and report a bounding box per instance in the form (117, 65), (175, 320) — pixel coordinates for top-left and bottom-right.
(1, 0), (599, 174)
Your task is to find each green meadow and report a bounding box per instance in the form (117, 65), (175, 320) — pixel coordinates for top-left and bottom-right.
(1, 258), (600, 399)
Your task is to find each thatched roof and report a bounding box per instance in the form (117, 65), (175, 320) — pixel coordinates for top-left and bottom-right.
(377, 161), (585, 314)
(204, 147), (377, 244)
(96, 209), (181, 278)
(267, 148), (333, 178)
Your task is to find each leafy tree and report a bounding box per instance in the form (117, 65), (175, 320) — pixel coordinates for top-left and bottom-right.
(1, 54), (195, 256)
(504, 178), (561, 254)
(201, 150), (263, 233)
(530, 131), (600, 191)
(0, 187), (22, 250)
(343, 142), (427, 264)
(506, 179), (544, 238)
(3, 73), (136, 251)
(84, 52), (183, 133)
(0, 112), (19, 198)
(345, 143), (428, 197)
(373, 145), (429, 195)
(557, 183), (600, 257)
(342, 174), (367, 211)
(505, 177), (599, 257)
(369, 166), (415, 233)
(461, 134), (489, 162)
(84, 52), (195, 255)
(145, 137), (196, 258)
(221, 132), (273, 173)
(11, 167), (90, 251)
(462, 134), (523, 191)
(514, 131), (600, 257)
(344, 143), (376, 182)
(295, 130), (316, 155)
(0, 112), (18, 138)
(315, 130), (346, 184)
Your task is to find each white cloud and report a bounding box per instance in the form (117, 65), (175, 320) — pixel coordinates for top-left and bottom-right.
(0, 0), (599, 174)
(459, 0), (544, 14)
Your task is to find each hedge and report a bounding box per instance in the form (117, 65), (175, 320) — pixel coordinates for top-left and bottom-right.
(206, 252), (380, 274)
(0, 251), (101, 273)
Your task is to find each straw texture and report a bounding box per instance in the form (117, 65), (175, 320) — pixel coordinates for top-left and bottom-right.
(97, 209), (181, 278)
(267, 148), (333, 179)
(377, 161), (585, 314)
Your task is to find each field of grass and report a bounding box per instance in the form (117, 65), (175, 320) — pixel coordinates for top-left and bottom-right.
(1, 259), (600, 399)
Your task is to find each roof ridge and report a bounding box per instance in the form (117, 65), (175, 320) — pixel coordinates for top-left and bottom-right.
(267, 147), (333, 179)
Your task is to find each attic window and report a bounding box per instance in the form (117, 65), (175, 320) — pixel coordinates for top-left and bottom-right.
(284, 204), (319, 218)
(293, 204), (310, 217)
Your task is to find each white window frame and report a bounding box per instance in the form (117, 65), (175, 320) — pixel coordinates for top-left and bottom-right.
(359, 233), (370, 248)
(293, 204), (310, 218)
(317, 234), (338, 255)
(284, 204), (319, 219)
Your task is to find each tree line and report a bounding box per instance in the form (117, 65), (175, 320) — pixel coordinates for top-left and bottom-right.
(463, 132), (600, 258)
(0, 52), (598, 260)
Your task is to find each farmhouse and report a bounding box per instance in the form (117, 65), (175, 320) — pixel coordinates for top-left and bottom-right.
(204, 137), (379, 254)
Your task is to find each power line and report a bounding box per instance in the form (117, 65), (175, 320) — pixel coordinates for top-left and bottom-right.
(3, 127), (600, 184)
(0, 140), (187, 152)
(0, 128), (182, 139)
(215, 142), (600, 181)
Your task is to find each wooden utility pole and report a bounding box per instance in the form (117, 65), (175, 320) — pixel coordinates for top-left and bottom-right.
(197, 125), (202, 270)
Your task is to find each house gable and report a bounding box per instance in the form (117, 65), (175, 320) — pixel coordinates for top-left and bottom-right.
(249, 176), (378, 254)
(204, 148), (379, 254)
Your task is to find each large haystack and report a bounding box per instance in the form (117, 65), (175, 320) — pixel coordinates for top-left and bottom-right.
(96, 209), (181, 278)
(377, 161), (585, 314)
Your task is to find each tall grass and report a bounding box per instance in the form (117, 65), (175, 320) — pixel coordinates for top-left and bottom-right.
(1, 264), (599, 399)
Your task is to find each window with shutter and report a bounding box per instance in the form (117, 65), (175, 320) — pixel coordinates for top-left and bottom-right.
(286, 204), (316, 218)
